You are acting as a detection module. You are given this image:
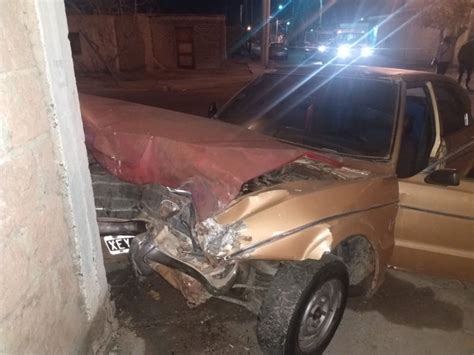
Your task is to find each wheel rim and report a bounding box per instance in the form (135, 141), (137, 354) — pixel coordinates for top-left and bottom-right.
(297, 279), (343, 352)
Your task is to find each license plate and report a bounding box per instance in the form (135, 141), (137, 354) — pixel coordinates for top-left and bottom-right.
(103, 235), (134, 255)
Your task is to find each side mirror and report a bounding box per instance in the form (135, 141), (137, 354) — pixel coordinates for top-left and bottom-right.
(424, 169), (460, 186)
(208, 102), (218, 118)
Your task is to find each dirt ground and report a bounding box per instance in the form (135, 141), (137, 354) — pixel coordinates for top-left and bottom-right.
(77, 61), (259, 118)
(107, 261), (474, 355)
(80, 65), (474, 355)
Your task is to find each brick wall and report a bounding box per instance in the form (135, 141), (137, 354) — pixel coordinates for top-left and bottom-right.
(150, 17), (177, 68)
(115, 16), (147, 71)
(67, 15), (119, 73)
(373, 9), (440, 66)
(66, 14), (226, 72)
(150, 15), (226, 70)
(0, 1), (111, 353)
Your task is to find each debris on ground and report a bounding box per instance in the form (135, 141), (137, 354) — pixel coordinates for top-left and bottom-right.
(147, 290), (161, 302)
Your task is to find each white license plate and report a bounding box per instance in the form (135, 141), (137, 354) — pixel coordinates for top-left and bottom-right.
(103, 235), (134, 255)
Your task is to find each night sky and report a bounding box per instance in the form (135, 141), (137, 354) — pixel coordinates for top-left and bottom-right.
(158, 0), (228, 14)
(66, 0), (404, 27)
(157, 0), (404, 26)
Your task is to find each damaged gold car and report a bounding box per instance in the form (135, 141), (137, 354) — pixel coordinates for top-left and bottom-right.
(82, 65), (473, 355)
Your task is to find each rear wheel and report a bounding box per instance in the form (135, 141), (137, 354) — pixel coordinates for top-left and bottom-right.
(257, 256), (349, 354)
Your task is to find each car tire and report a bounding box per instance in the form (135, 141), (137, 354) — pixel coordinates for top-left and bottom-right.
(257, 256), (349, 355)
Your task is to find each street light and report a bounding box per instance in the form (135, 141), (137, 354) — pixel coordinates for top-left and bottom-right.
(278, 4), (284, 10)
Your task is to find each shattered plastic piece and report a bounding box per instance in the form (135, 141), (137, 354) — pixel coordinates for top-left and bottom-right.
(196, 219), (245, 257)
(148, 290), (161, 302)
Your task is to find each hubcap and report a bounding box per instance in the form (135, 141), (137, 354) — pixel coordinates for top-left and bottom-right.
(297, 279), (343, 352)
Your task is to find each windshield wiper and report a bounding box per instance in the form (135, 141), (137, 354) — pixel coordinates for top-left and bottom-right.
(318, 147), (340, 155)
(276, 138), (389, 161)
(276, 138), (341, 155)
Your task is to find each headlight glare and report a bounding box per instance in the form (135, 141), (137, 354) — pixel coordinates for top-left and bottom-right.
(317, 45), (327, 53)
(337, 45), (351, 58)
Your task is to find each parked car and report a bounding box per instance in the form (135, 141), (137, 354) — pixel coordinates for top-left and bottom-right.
(269, 42), (288, 60)
(309, 29), (376, 64)
(80, 65), (473, 354)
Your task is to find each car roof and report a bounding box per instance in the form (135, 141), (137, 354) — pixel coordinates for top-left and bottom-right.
(269, 64), (457, 85)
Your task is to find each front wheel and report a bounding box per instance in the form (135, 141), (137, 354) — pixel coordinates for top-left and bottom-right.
(257, 256), (349, 354)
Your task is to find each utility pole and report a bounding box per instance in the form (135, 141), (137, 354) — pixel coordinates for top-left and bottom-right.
(261, 0), (271, 66)
(275, 18), (279, 42)
(320, 0), (323, 25)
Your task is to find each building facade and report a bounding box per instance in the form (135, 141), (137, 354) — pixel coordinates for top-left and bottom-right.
(67, 14), (226, 72)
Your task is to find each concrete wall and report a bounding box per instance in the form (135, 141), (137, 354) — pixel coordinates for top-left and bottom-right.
(381, 0), (474, 67)
(149, 16), (177, 69)
(137, 15), (155, 71)
(382, 18), (439, 66)
(0, 1), (112, 353)
(374, 9), (440, 66)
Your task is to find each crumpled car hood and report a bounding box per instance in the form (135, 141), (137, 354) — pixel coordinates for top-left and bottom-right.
(197, 157), (375, 257)
(80, 94), (313, 220)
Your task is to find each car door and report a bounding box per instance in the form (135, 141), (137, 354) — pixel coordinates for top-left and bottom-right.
(391, 81), (474, 281)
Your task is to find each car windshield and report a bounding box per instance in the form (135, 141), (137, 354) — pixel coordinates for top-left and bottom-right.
(318, 33), (334, 43)
(218, 73), (398, 158)
(336, 32), (367, 45)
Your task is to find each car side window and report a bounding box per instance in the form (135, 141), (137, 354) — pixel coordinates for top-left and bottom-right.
(432, 83), (470, 136)
(397, 87), (436, 178)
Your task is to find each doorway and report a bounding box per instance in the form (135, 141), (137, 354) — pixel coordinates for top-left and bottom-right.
(176, 27), (195, 69)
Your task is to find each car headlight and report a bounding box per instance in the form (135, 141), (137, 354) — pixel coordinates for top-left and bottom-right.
(361, 46), (374, 57)
(337, 45), (351, 58)
(317, 45), (327, 53)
